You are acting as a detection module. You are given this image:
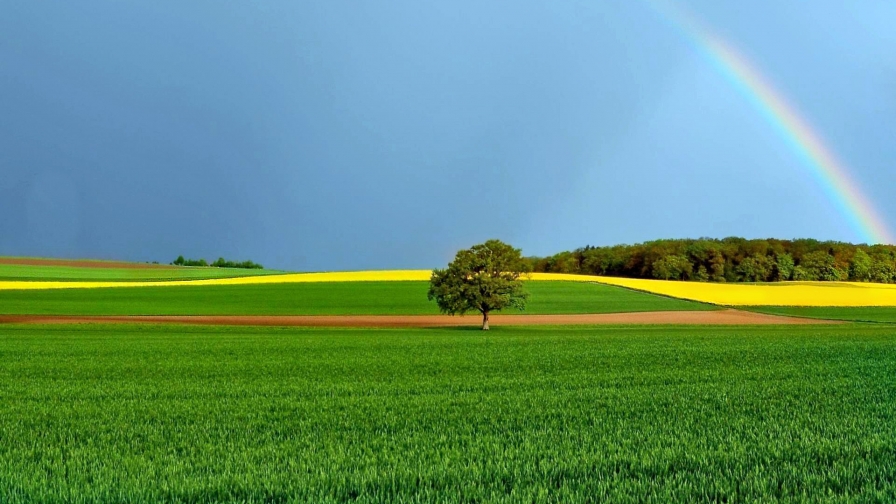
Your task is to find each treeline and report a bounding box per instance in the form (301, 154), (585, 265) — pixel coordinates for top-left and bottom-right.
(171, 256), (263, 269)
(528, 238), (896, 283)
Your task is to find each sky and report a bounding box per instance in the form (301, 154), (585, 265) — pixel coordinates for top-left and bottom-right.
(1, 0), (894, 271)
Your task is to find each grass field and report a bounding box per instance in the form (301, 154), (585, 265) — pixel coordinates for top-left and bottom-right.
(751, 306), (896, 323)
(0, 263), (284, 282)
(0, 281), (714, 316)
(1, 323), (894, 502)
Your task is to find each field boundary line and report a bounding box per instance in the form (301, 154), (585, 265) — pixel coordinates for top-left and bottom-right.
(0, 310), (842, 327)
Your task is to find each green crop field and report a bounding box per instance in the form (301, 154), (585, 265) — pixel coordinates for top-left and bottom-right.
(750, 306), (896, 324)
(1, 323), (894, 502)
(0, 281), (716, 316)
(0, 263), (284, 282)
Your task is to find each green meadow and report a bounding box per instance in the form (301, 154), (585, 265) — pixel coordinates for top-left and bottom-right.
(0, 281), (715, 316)
(751, 306), (896, 324)
(1, 323), (894, 502)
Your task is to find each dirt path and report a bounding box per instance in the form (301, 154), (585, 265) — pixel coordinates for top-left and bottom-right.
(0, 310), (839, 327)
(0, 258), (176, 269)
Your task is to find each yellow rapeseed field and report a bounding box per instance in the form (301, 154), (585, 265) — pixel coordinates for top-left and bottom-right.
(529, 273), (896, 307)
(2, 270), (896, 306)
(0, 270), (433, 291)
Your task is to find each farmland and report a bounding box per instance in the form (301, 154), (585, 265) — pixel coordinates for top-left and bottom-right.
(0, 264), (284, 282)
(0, 261), (283, 283)
(5, 267), (896, 308)
(1, 258), (895, 501)
(1, 323), (894, 502)
(0, 281), (714, 316)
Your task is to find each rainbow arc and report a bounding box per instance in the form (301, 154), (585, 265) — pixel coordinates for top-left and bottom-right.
(645, 0), (893, 244)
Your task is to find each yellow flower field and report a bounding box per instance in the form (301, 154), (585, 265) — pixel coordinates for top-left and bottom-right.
(529, 273), (896, 307)
(1, 270), (895, 306)
(0, 270), (433, 291)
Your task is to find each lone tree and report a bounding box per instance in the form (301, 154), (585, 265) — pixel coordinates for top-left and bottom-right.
(427, 239), (529, 330)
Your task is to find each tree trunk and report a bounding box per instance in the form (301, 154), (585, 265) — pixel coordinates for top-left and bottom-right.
(481, 311), (489, 331)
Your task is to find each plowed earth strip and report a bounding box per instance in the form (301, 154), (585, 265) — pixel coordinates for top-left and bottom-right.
(0, 310), (839, 327)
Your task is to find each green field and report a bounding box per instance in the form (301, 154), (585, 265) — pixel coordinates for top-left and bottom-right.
(0, 281), (716, 316)
(751, 306), (896, 324)
(0, 263), (284, 282)
(2, 259), (892, 501)
(1, 323), (894, 502)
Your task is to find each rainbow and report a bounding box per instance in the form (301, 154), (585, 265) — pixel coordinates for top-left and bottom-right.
(643, 0), (894, 244)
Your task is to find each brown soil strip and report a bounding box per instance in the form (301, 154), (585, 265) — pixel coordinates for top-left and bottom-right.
(0, 257), (177, 269)
(0, 310), (839, 327)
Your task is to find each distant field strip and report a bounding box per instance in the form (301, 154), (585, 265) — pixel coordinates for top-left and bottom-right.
(0, 264), (284, 282)
(3, 270), (896, 307)
(0, 270), (430, 290)
(0, 270), (538, 290)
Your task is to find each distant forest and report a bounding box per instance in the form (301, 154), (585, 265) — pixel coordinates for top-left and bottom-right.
(528, 238), (896, 283)
(171, 256), (264, 269)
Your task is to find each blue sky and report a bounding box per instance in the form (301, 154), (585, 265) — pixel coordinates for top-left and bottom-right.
(2, 0), (894, 270)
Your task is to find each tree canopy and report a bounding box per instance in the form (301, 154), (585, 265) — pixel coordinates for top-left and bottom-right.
(527, 237), (896, 283)
(171, 256), (263, 269)
(428, 240), (529, 330)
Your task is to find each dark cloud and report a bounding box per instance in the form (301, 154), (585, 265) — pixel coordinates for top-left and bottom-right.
(1, 0), (893, 268)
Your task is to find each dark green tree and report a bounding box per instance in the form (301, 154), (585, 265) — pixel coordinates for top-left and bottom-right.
(792, 265), (814, 281)
(849, 249), (872, 281)
(774, 253), (795, 281)
(799, 251), (844, 281)
(870, 256), (896, 283)
(428, 240), (529, 330)
(651, 255), (692, 280)
(693, 265), (710, 282)
(737, 254), (774, 282)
